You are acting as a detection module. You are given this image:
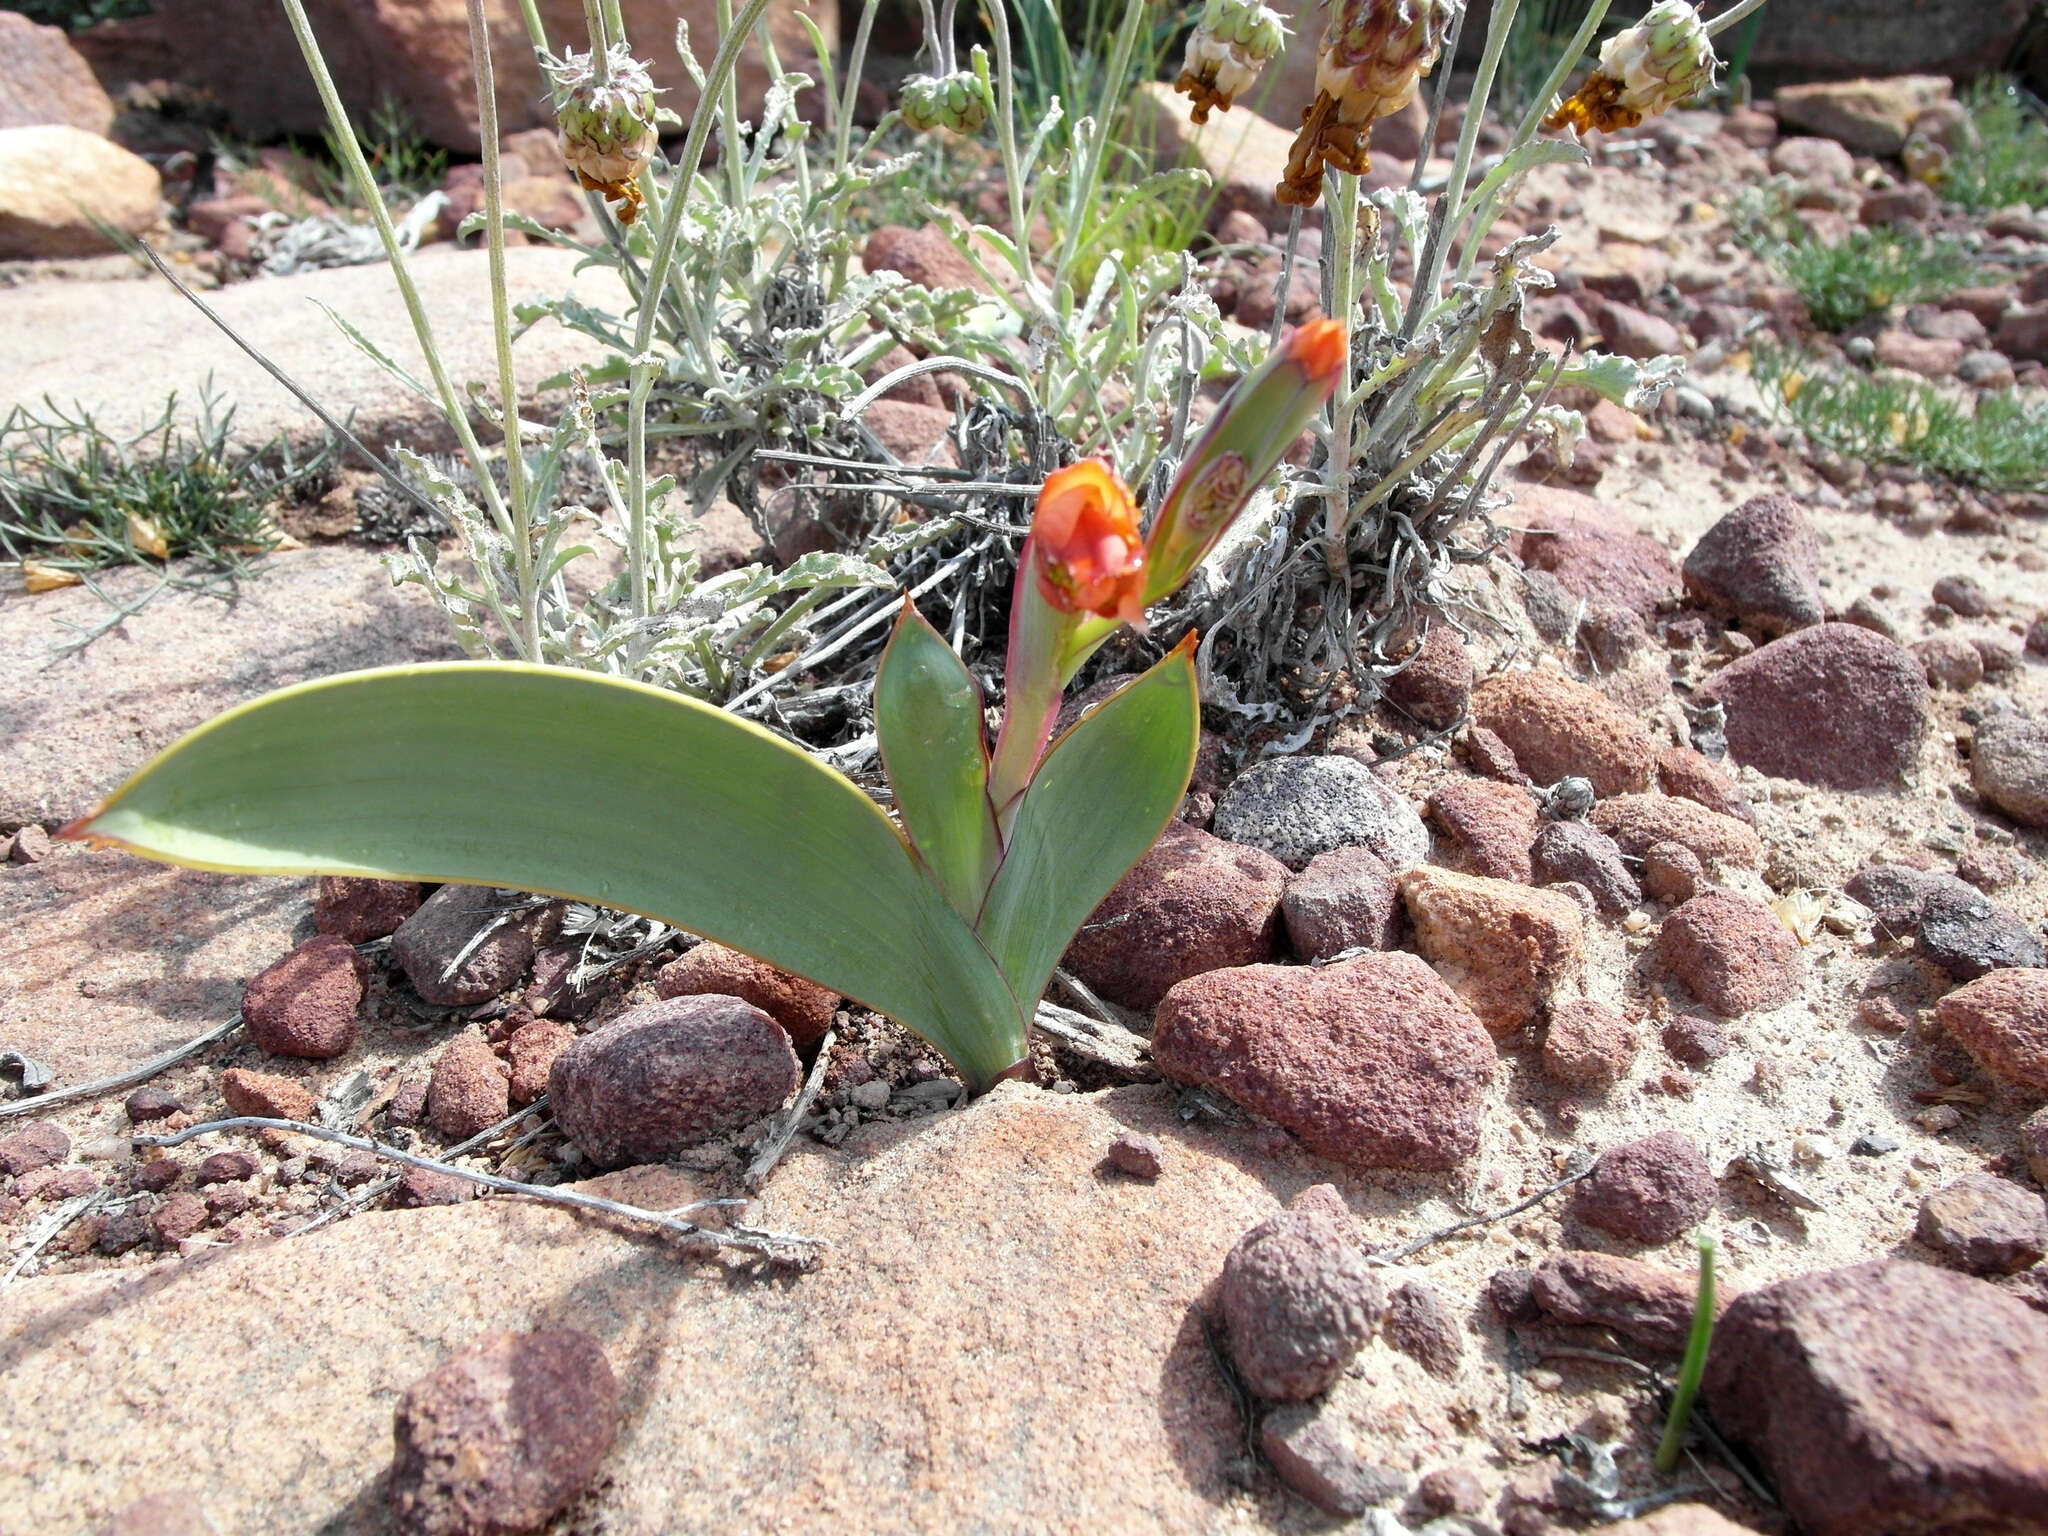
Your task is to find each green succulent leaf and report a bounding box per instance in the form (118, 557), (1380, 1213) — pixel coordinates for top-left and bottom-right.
(875, 602), (1003, 923)
(67, 663), (1029, 1088)
(976, 637), (1201, 1007)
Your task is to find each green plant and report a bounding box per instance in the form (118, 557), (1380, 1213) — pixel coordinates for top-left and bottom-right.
(0, 0), (149, 30)
(1498, 0), (1601, 121)
(1654, 1234), (1716, 1474)
(1767, 226), (1983, 332)
(60, 330), (1341, 1092)
(1753, 342), (2048, 491)
(0, 387), (331, 588)
(1940, 76), (2048, 213)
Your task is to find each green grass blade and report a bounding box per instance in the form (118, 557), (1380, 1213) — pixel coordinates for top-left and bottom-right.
(976, 638), (1200, 1007)
(69, 663), (1029, 1086)
(874, 602), (1003, 923)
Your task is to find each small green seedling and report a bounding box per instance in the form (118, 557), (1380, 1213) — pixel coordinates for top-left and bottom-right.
(1655, 1233), (1717, 1475)
(60, 324), (1344, 1094)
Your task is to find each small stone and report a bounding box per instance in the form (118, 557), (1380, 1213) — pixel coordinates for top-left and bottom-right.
(1661, 1015), (1730, 1066)
(241, 933), (364, 1059)
(1542, 998), (1638, 1093)
(14, 1165), (93, 1200)
(194, 1150), (258, 1185)
(391, 1165), (475, 1208)
(6, 824), (52, 864)
(2021, 1107), (2048, 1186)
(1915, 883), (2046, 981)
(1063, 821), (1289, 1008)
(220, 1068), (317, 1123)
(1850, 1133), (1899, 1156)
(309, 1145), (380, 1187)
(1151, 953), (1495, 1170)
(386, 1074), (430, 1128)
(1489, 1265), (1543, 1324)
(391, 885), (536, 1008)
(1916, 1173), (2048, 1276)
(150, 1191), (211, 1244)
(1530, 820), (1640, 916)
(1843, 862), (1958, 936)
(1914, 635), (1985, 691)
(1972, 714), (2048, 828)
(1682, 493), (1825, 635)
(1936, 969), (2048, 1096)
(123, 1087), (184, 1124)
(1575, 1131), (1715, 1246)
(0, 1120), (68, 1177)
(1211, 755), (1429, 872)
(1427, 779), (1538, 883)
(1601, 1506), (1763, 1535)
(549, 995), (800, 1169)
(1658, 889), (1803, 1016)
(96, 1211), (151, 1255)
(1702, 1259), (2048, 1536)
(1654, 745), (1754, 824)
(655, 941), (839, 1049)
(1385, 626), (1473, 730)
(1416, 1465), (1486, 1517)
(863, 223), (991, 294)
(1258, 1402), (1407, 1516)
(1698, 624), (1930, 791)
(848, 1079), (891, 1112)
(1932, 573), (1992, 616)
(1469, 670), (1657, 798)
(1384, 1279), (1463, 1378)
(504, 1018), (575, 1107)
(1512, 487), (1681, 617)
(1842, 592), (1905, 640)
(133, 1157), (182, 1192)
(426, 1026), (511, 1141)
(1400, 865), (1584, 1035)
(1103, 1131), (1163, 1180)
(1641, 840), (1704, 904)
(522, 944), (605, 1022)
(204, 1183), (253, 1218)
(1463, 723), (1530, 783)
(389, 1330), (619, 1536)
(1279, 845), (1401, 962)
(1589, 795), (1763, 874)
(1217, 1204), (1385, 1400)
(0, 124), (161, 259)
(1531, 1250), (1722, 1354)
(313, 876), (422, 943)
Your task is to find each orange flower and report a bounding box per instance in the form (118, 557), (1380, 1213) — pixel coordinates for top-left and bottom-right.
(1030, 459), (1147, 625)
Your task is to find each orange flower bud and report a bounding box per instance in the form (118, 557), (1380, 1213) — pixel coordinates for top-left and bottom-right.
(1030, 460), (1147, 625)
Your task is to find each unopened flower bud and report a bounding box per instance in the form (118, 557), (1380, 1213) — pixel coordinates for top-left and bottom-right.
(1280, 0), (1459, 209)
(1174, 0), (1288, 125)
(901, 70), (988, 134)
(544, 45), (661, 224)
(1031, 460), (1146, 625)
(1546, 0), (1716, 137)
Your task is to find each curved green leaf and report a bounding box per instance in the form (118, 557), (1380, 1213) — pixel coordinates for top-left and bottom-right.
(976, 638), (1201, 1007)
(69, 664), (1029, 1087)
(874, 602), (1001, 922)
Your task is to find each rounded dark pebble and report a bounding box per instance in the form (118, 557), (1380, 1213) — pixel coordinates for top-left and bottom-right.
(123, 1087), (185, 1124)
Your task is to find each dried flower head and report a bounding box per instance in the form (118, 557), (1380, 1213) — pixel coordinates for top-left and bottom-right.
(1174, 0), (1289, 125)
(1546, 0), (1717, 136)
(544, 45), (661, 224)
(1031, 460), (1146, 625)
(901, 70), (988, 134)
(1279, 0), (1459, 209)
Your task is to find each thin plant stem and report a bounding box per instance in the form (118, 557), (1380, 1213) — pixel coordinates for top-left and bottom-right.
(982, 0), (1032, 287)
(1656, 1235), (1718, 1474)
(515, 0), (549, 52)
(467, 0), (542, 662)
(834, 0), (883, 176)
(600, 0), (627, 47)
(1704, 0), (1768, 39)
(1051, 0), (1146, 291)
(715, 0), (748, 209)
(582, 0), (611, 74)
(1322, 169), (1360, 579)
(1509, 0), (1615, 146)
(1269, 206), (1303, 348)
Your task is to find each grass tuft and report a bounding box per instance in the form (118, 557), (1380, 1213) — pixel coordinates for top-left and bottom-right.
(1941, 77), (2048, 214)
(1769, 227), (1983, 333)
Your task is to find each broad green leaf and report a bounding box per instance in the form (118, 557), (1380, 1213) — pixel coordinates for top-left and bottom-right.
(69, 664), (1029, 1088)
(977, 639), (1200, 1007)
(875, 603), (1001, 922)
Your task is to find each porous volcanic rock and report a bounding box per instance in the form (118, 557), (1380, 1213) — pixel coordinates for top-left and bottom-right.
(1915, 882), (2048, 981)
(1062, 821), (1289, 1009)
(1511, 487), (1682, 617)
(1426, 779), (1538, 883)
(1150, 954), (1495, 1169)
(219, 1068), (316, 1123)
(1916, 1174), (2048, 1277)
(426, 1027), (511, 1142)
(1915, 635), (1985, 691)
(1697, 623), (1929, 790)
(504, 1019), (575, 1107)
(1589, 793), (1765, 872)
(1702, 1259), (2048, 1536)
(241, 933), (365, 1059)
(1529, 1250), (1729, 1355)
(1384, 1280), (1462, 1378)
(1530, 820), (1640, 915)
(1211, 755), (1429, 872)
(1681, 493), (1825, 635)
(389, 1329), (618, 1536)
(1385, 625), (1473, 730)
(1654, 744), (1753, 823)
(655, 941), (839, 1049)
(1845, 861), (1969, 936)
(1972, 714), (2048, 828)
(1542, 998), (1638, 1093)
(1216, 1203), (1385, 1400)
(1468, 671), (1657, 797)
(1257, 1403), (1406, 1516)
(1574, 1131), (1715, 1246)
(313, 876), (422, 943)
(549, 996), (800, 1168)
(1399, 865), (1584, 1035)
(0, 1121), (68, 1177)
(1935, 968), (2048, 1096)
(1280, 845), (1402, 961)
(1657, 890), (1802, 1016)
(390, 885), (536, 1008)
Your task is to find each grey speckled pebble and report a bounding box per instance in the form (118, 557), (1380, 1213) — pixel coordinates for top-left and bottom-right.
(1211, 756), (1429, 872)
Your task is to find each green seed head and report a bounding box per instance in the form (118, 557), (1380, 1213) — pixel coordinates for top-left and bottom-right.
(1598, 0), (1717, 120)
(544, 45), (661, 191)
(901, 70), (988, 134)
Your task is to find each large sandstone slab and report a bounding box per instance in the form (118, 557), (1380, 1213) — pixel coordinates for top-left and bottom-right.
(0, 546), (461, 831)
(0, 244), (626, 447)
(0, 1083), (1323, 1534)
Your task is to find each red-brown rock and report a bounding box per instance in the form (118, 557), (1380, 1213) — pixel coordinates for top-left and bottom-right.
(1151, 954), (1495, 1170)
(1511, 486), (1682, 618)
(0, 1120), (68, 1177)
(426, 1026), (511, 1141)
(220, 1068), (317, 1123)
(1542, 998), (1638, 1092)
(0, 12), (115, 135)
(390, 886), (535, 1008)
(1658, 889), (1803, 1015)
(1589, 793), (1763, 872)
(1400, 865), (1584, 1035)
(1574, 1131), (1715, 1245)
(1917, 1173), (2048, 1276)
(1385, 625), (1473, 730)
(1469, 670), (1657, 797)
(1531, 1250), (1726, 1355)
(863, 223), (989, 294)
(313, 876), (422, 943)
(503, 1018), (575, 1107)
(1654, 744), (1753, 823)
(1935, 968), (2048, 1097)
(1427, 780), (1538, 883)
(656, 941), (838, 1050)
(1217, 1204), (1385, 1400)
(1280, 845), (1402, 961)
(242, 933), (365, 1059)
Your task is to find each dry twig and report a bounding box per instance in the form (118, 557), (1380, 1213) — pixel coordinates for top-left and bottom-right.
(0, 1016), (244, 1121)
